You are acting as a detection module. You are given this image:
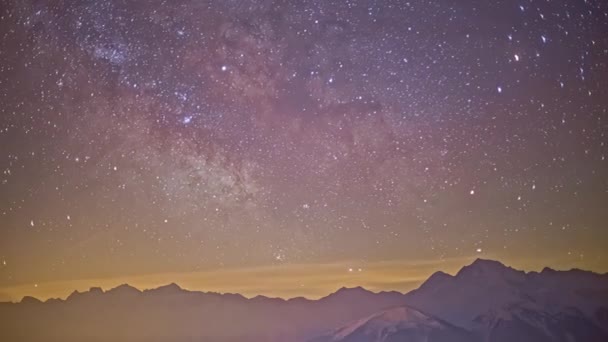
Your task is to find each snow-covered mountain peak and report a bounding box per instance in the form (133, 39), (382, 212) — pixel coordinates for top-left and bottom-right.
(315, 305), (474, 342)
(457, 258), (519, 278)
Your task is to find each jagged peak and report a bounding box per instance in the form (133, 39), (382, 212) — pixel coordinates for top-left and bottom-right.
(67, 289), (82, 300)
(67, 287), (104, 300)
(150, 282), (183, 293)
(456, 258), (512, 277)
(470, 258), (507, 269)
(319, 286), (374, 301)
(539, 266), (556, 274)
(336, 286), (373, 296)
(336, 286), (369, 293)
(215, 292), (246, 300)
(164, 282), (182, 289)
(44, 297), (63, 304)
(428, 270), (453, 281)
(287, 296), (309, 303)
(251, 294), (285, 303)
(251, 294), (270, 300)
(89, 286), (103, 294)
(107, 284), (141, 295)
(417, 270), (453, 291)
(378, 289), (406, 296)
(536, 267), (608, 281)
(20, 296), (42, 304)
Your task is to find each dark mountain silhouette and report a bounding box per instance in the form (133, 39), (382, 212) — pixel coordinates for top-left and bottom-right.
(0, 283), (408, 342)
(1, 259), (607, 342)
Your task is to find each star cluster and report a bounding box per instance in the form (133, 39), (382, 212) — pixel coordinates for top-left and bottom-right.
(0, 0), (607, 299)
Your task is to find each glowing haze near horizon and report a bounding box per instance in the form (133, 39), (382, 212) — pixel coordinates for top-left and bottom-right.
(1, 0), (607, 302)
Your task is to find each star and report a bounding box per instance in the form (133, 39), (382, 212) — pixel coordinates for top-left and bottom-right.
(0, 0), (605, 303)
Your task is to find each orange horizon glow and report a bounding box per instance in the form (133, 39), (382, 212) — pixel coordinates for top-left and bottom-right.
(2, 255), (606, 303)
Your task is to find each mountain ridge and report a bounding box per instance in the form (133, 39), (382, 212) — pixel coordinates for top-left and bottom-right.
(9, 258), (607, 305)
(2, 258), (607, 342)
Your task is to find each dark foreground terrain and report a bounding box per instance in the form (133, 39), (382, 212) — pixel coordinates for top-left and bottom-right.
(1, 259), (607, 342)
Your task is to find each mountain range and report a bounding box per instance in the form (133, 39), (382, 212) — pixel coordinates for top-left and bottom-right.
(1, 259), (607, 342)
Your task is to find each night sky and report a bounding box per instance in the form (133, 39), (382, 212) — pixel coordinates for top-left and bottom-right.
(1, 0), (607, 301)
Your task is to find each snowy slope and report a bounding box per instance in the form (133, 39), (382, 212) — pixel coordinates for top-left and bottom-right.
(312, 305), (475, 342)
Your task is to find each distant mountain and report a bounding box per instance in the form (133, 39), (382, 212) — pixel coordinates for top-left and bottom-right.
(1, 259), (607, 342)
(0, 283), (407, 342)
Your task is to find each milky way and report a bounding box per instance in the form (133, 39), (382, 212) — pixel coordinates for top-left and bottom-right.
(0, 0), (607, 300)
